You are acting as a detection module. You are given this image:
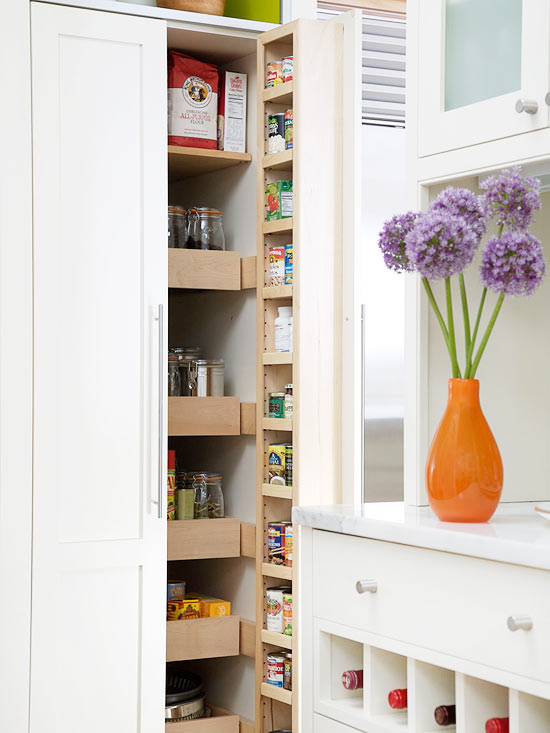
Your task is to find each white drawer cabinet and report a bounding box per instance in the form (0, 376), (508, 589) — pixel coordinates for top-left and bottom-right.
(312, 530), (550, 685)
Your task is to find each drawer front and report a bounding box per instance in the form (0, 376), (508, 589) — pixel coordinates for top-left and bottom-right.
(312, 530), (550, 682)
(314, 713), (359, 732)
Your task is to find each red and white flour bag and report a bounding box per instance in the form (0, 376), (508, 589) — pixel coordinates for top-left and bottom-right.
(168, 52), (219, 149)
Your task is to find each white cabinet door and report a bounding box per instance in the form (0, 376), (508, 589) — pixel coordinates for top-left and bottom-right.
(30, 4), (167, 732)
(417, 0), (550, 157)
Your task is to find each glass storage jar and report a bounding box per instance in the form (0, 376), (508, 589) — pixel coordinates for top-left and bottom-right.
(168, 207), (187, 249)
(192, 473), (208, 519)
(168, 352), (181, 396)
(172, 347), (201, 396)
(189, 359), (224, 397)
(205, 474), (224, 518)
(195, 208), (225, 251)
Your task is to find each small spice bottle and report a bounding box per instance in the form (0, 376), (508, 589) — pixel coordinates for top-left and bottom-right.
(284, 384), (293, 418)
(269, 392), (285, 418)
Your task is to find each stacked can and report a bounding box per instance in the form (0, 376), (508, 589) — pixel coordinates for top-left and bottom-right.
(268, 443), (293, 486)
(266, 584), (291, 632)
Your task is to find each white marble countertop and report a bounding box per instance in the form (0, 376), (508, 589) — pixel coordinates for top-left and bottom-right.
(293, 501), (550, 570)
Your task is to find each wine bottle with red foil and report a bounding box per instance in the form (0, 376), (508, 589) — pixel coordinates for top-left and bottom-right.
(388, 688), (408, 709)
(341, 669), (363, 690)
(485, 718), (509, 733)
(434, 705), (456, 726)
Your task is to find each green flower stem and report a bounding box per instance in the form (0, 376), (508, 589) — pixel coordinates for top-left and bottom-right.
(465, 287), (487, 378)
(458, 272), (471, 365)
(421, 276), (450, 341)
(470, 293), (505, 378)
(445, 278), (461, 378)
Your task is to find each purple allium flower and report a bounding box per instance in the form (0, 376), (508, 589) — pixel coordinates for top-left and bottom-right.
(378, 212), (419, 273)
(405, 210), (478, 280)
(480, 231), (546, 296)
(429, 187), (487, 241)
(480, 166), (541, 230)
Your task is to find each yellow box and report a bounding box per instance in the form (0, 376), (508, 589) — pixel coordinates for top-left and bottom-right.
(191, 591), (231, 618)
(167, 598), (200, 620)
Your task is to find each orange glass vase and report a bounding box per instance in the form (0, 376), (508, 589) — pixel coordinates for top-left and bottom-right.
(426, 379), (503, 523)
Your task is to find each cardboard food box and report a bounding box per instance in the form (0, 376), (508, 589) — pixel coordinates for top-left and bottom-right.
(217, 71), (247, 153)
(190, 591), (232, 617)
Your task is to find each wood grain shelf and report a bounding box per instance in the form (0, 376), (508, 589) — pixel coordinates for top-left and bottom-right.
(166, 615), (240, 662)
(262, 562), (292, 581)
(168, 398), (256, 436)
(262, 417), (292, 431)
(260, 682), (292, 706)
(262, 149), (293, 171)
(262, 81), (293, 105)
(241, 256), (257, 290)
(263, 218), (293, 235)
(262, 483), (293, 500)
(165, 705), (239, 732)
(262, 352), (293, 365)
(168, 146), (252, 182)
(240, 618), (256, 658)
(263, 284), (293, 299)
(261, 629), (292, 650)
(167, 517), (240, 561)
(168, 250), (257, 291)
(240, 522), (256, 559)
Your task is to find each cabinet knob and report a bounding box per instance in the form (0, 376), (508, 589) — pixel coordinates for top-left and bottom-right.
(515, 98), (538, 114)
(507, 615), (533, 631)
(356, 579), (378, 594)
(545, 92), (550, 106)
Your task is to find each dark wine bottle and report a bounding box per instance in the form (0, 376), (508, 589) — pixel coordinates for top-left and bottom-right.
(341, 669), (363, 690)
(485, 718), (509, 733)
(388, 688), (408, 710)
(434, 705), (456, 726)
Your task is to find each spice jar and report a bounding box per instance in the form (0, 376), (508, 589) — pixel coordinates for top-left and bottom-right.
(269, 392), (285, 418)
(168, 207), (186, 248)
(195, 208), (225, 251)
(189, 359), (224, 397)
(168, 353), (181, 396)
(284, 384), (293, 418)
(192, 473), (209, 519)
(205, 474), (224, 518)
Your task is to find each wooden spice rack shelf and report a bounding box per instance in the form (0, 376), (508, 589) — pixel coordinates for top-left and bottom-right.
(262, 352), (293, 365)
(166, 615), (240, 662)
(167, 517), (240, 561)
(164, 705), (239, 732)
(262, 80), (293, 105)
(262, 149), (293, 171)
(263, 218), (293, 235)
(260, 683), (292, 706)
(261, 629), (293, 650)
(262, 484), (293, 500)
(168, 398), (256, 437)
(263, 284), (293, 300)
(168, 250), (257, 291)
(262, 562), (292, 581)
(168, 146), (252, 182)
(262, 417), (293, 431)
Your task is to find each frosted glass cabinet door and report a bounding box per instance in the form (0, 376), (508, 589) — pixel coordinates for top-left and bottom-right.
(30, 4), (167, 732)
(417, 0), (550, 157)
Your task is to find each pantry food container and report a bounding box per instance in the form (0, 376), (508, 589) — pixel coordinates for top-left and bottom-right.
(189, 359), (224, 397)
(187, 208), (225, 250)
(168, 207), (187, 249)
(172, 347), (201, 396)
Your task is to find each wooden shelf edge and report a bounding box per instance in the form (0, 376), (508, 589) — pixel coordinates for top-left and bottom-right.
(262, 80), (294, 104)
(166, 615), (240, 662)
(262, 417), (292, 431)
(261, 629), (293, 650)
(260, 682), (292, 705)
(262, 562), (292, 581)
(263, 284), (293, 299)
(241, 256), (257, 290)
(168, 396), (240, 437)
(262, 149), (293, 171)
(165, 705), (239, 732)
(262, 217), (293, 235)
(262, 352), (293, 365)
(262, 483), (293, 500)
(168, 145), (252, 163)
(240, 618), (256, 658)
(240, 402), (256, 435)
(240, 522), (256, 558)
(167, 517), (240, 561)
(168, 249), (240, 291)
(239, 718), (255, 733)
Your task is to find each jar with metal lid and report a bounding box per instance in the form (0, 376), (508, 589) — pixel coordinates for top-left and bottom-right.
(269, 392), (285, 418)
(172, 347), (201, 396)
(205, 474), (224, 518)
(189, 359), (224, 397)
(168, 207), (187, 249)
(195, 208), (225, 251)
(192, 473), (208, 519)
(168, 353), (181, 396)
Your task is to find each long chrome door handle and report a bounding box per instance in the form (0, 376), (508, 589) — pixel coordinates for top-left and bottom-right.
(507, 614), (533, 631)
(156, 303), (164, 519)
(356, 579), (377, 594)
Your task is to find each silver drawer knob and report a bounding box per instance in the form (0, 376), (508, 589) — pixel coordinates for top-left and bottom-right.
(356, 579), (377, 594)
(507, 615), (533, 631)
(515, 98), (538, 114)
(545, 92), (550, 106)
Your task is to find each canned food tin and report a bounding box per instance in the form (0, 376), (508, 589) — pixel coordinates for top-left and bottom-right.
(285, 444), (293, 487)
(167, 599), (186, 621)
(268, 523), (286, 565)
(167, 449), (176, 520)
(167, 581), (186, 602)
(266, 60), (283, 87)
(267, 585), (290, 632)
(283, 591), (293, 635)
(268, 113), (286, 154)
(284, 244), (293, 284)
(269, 392), (285, 418)
(284, 524), (293, 568)
(283, 654), (293, 690)
(282, 56), (293, 83)
(267, 652), (285, 687)
(268, 444), (287, 485)
(269, 245), (285, 285)
(284, 109), (293, 150)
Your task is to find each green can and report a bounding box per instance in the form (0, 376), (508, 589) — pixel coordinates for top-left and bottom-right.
(269, 392), (285, 418)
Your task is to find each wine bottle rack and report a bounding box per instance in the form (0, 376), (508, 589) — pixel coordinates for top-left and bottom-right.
(314, 625), (550, 733)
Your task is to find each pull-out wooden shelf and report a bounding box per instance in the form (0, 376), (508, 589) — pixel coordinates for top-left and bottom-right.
(168, 145), (252, 182)
(260, 683), (292, 706)
(165, 705), (239, 732)
(262, 81), (293, 105)
(261, 629), (292, 650)
(169, 250), (257, 291)
(262, 562), (292, 581)
(166, 615), (240, 662)
(168, 517), (240, 561)
(168, 398), (256, 436)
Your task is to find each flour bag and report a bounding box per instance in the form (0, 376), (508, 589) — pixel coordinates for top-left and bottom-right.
(168, 52), (219, 149)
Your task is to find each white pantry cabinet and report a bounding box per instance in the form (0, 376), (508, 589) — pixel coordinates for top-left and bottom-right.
(30, 4), (167, 732)
(415, 0), (550, 159)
